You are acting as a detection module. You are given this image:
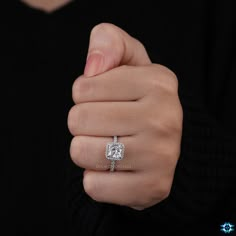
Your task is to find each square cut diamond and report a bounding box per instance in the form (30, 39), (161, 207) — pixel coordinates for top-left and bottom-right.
(106, 142), (125, 161)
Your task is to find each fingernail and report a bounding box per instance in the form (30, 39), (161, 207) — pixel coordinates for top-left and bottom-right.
(84, 52), (104, 77)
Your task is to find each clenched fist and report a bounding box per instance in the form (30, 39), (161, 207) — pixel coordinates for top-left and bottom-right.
(68, 23), (183, 210)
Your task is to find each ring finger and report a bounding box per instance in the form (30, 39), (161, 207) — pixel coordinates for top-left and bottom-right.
(70, 135), (152, 171)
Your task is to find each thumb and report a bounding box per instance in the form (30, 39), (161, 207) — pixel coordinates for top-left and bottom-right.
(84, 23), (151, 77)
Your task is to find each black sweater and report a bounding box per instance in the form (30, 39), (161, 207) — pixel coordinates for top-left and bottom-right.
(1, 1), (235, 235)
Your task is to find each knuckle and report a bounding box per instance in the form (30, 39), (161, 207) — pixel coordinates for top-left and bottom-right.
(67, 104), (87, 136)
(141, 196), (155, 209)
(141, 179), (159, 206)
(166, 111), (183, 136)
(131, 176), (172, 209)
(162, 120), (180, 136)
(150, 64), (178, 93)
(166, 148), (181, 165)
(148, 185), (170, 205)
(172, 120), (183, 136)
(149, 75), (161, 92)
(142, 177), (172, 205)
(70, 136), (87, 167)
(147, 108), (182, 138)
(156, 120), (171, 136)
(72, 77), (92, 103)
(83, 172), (98, 200)
(147, 117), (170, 137)
(69, 137), (78, 163)
(67, 105), (78, 136)
(177, 105), (184, 130)
(133, 38), (146, 53)
(158, 182), (171, 200)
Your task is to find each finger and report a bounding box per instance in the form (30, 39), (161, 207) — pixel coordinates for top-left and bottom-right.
(73, 65), (153, 104)
(70, 135), (152, 171)
(83, 170), (159, 207)
(84, 23), (151, 77)
(68, 102), (142, 136)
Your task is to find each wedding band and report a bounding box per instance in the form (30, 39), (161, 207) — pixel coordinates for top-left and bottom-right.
(105, 136), (125, 172)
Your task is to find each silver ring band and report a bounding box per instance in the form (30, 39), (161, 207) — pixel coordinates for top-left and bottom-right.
(105, 136), (125, 172)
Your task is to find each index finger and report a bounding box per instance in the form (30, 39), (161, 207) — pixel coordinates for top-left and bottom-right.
(73, 65), (153, 103)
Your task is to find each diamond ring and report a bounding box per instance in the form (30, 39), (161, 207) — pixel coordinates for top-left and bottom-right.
(105, 136), (125, 172)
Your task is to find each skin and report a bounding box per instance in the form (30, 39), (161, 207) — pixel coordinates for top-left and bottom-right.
(68, 23), (183, 210)
(21, 0), (73, 13)
(21, 0), (183, 211)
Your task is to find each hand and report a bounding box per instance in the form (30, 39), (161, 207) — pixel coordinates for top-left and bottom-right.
(68, 23), (183, 210)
